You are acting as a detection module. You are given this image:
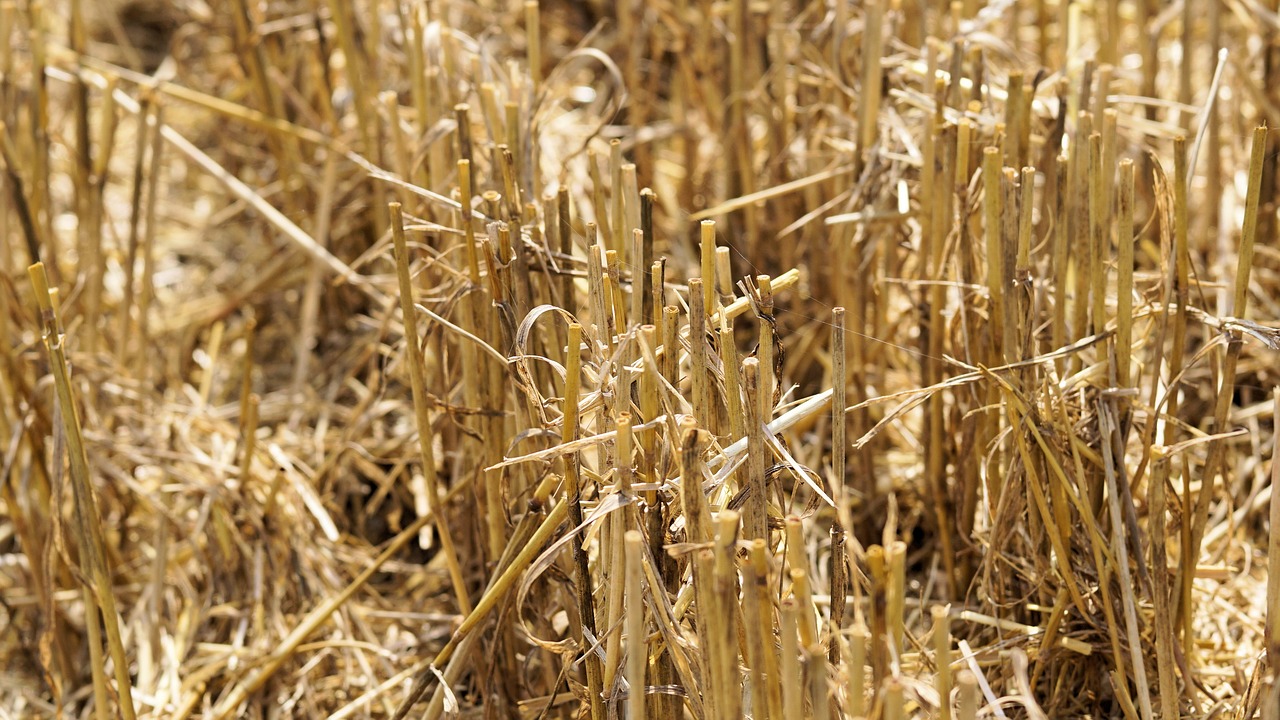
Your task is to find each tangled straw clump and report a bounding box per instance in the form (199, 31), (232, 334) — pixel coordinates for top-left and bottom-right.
(1, 0), (1279, 718)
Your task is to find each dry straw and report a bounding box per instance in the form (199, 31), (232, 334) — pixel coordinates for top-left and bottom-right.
(2, 1), (1279, 718)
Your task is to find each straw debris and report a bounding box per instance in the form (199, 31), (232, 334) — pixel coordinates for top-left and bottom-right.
(1, 0), (1279, 718)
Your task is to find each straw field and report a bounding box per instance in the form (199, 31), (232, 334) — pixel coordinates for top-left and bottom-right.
(1, 0), (1278, 718)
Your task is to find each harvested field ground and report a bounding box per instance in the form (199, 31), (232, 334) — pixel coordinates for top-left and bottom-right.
(1, 0), (1279, 718)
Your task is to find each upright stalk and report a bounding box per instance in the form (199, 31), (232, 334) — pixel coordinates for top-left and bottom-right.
(390, 203), (471, 613)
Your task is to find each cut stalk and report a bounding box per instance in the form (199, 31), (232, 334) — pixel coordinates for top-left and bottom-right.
(639, 189), (656, 325)
(1116, 159), (1134, 390)
(524, 1), (541, 89)
(587, 226), (610, 353)
(957, 670), (978, 720)
(681, 420), (718, 718)
(603, 413), (636, 697)
(1179, 125), (1268, 638)
(934, 605), (952, 720)
(831, 310), (849, 665)
(791, 567), (818, 649)
(780, 600), (804, 720)
(662, 305), (680, 387)
(1004, 73), (1023, 170)
(884, 677), (905, 720)
(624, 530), (646, 720)
(846, 623), (868, 717)
(700, 220), (718, 317)
(832, 305), (848, 516)
(1051, 150), (1070, 368)
(610, 139), (625, 257)
(808, 641), (829, 718)
(558, 188), (575, 315)
(715, 247), (734, 302)
(860, 0), (884, 164)
(742, 358), (769, 540)
(1088, 132), (1106, 335)
(755, 275), (776, 409)
(565, 322), (605, 720)
(710, 511), (742, 719)
(867, 545), (888, 689)
(390, 203), (471, 613)
(983, 147), (1004, 363)
(887, 541), (906, 663)
(743, 538), (776, 720)
(719, 325), (745, 442)
(1069, 111), (1094, 375)
(689, 278), (715, 432)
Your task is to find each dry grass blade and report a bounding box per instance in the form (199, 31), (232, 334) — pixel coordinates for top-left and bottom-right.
(28, 263), (135, 720)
